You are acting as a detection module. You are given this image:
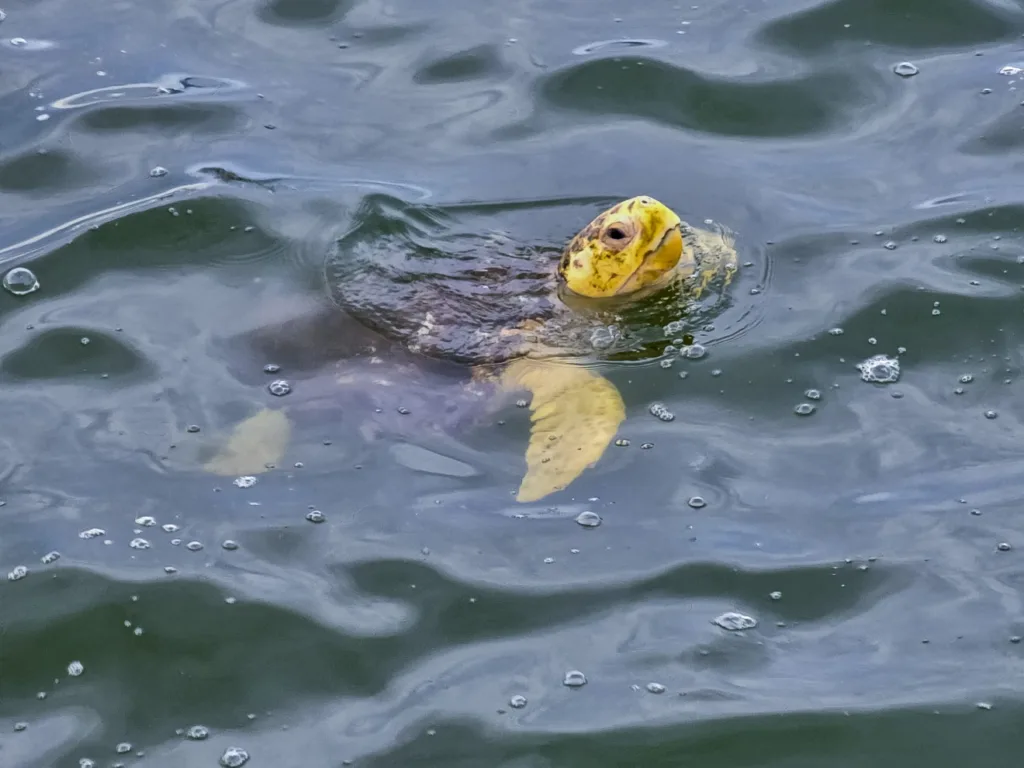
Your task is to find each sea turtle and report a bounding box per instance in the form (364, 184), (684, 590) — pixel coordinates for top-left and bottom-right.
(201, 195), (738, 502)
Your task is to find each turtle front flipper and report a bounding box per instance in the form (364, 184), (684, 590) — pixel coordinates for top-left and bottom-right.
(202, 407), (293, 476)
(497, 358), (626, 503)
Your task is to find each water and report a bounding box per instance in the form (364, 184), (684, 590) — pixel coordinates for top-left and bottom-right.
(3, 0), (1024, 766)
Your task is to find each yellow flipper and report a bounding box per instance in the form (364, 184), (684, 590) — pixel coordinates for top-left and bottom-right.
(499, 358), (625, 502)
(203, 407), (292, 476)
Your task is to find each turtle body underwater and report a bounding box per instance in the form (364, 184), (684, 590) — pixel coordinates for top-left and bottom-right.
(203, 195), (739, 502)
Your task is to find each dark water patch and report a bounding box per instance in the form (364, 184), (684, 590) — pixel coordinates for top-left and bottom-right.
(413, 45), (510, 86)
(0, 327), (153, 382)
(256, 0), (354, 26)
(759, 0), (1023, 54)
(535, 56), (876, 138)
(339, 22), (432, 47)
(735, 205), (1024, 350)
(0, 196), (286, 303)
(73, 102), (247, 136)
(960, 107), (1024, 155)
(0, 568), (400, 741)
(0, 147), (103, 195)
(356, 706), (1024, 767)
(346, 556), (905, 640)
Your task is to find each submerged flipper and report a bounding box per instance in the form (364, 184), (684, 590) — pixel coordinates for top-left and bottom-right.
(498, 358), (626, 503)
(202, 408), (292, 476)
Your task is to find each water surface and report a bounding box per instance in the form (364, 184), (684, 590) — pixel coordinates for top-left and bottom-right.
(4, 0), (1024, 766)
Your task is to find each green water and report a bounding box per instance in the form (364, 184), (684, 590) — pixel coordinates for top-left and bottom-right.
(4, 0), (1024, 766)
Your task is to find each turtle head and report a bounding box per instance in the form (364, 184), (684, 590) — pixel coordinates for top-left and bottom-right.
(557, 196), (684, 300)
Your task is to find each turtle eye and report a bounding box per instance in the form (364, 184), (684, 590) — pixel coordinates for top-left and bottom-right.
(607, 227), (626, 240)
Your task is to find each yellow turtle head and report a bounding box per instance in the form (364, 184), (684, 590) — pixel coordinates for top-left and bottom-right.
(557, 196), (685, 300)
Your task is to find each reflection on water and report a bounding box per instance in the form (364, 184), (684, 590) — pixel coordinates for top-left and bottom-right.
(4, 0), (1024, 766)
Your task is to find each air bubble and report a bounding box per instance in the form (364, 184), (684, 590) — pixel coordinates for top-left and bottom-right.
(563, 670), (587, 687)
(7, 565), (28, 581)
(646, 682), (666, 694)
(306, 509), (326, 523)
(575, 510), (602, 527)
(687, 496), (706, 509)
(220, 747), (250, 768)
(129, 538), (150, 550)
(713, 611), (757, 631)
(233, 476), (257, 488)
(794, 403), (816, 416)
(804, 389), (821, 400)
(664, 320), (684, 335)
(186, 725), (209, 740)
(681, 343), (706, 359)
(590, 325), (620, 350)
(893, 61), (919, 77)
(68, 660), (85, 676)
(267, 379), (291, 396)
(3, 266), (40, 296)
(149, 166), (168, 178)
(135, 515), (156, 526)
(509, 695), (527, 709)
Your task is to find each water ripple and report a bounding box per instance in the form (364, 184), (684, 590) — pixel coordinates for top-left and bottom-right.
(534, 56), (877, 138)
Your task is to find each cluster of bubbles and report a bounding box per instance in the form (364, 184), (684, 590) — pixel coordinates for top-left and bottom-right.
(856, 354), (900, 384)
(648, 402), (675, 422)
